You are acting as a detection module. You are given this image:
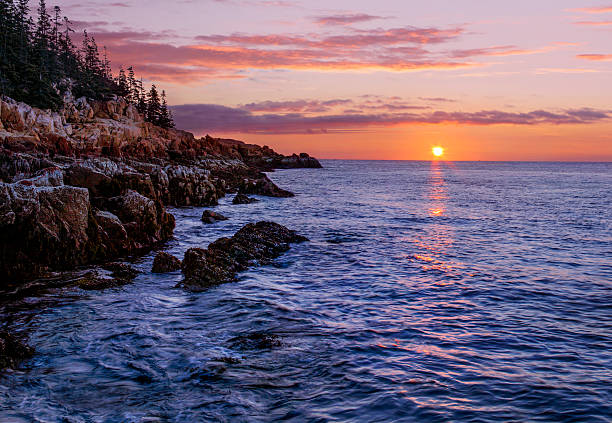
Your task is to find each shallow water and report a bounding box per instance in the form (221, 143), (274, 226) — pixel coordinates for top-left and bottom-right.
(1, 160), (611, 422)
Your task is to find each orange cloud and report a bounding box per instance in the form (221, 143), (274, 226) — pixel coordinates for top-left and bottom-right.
(574, 20), (612, 26)
(577, 53), (612, 61)
(571, 5), (612, 13)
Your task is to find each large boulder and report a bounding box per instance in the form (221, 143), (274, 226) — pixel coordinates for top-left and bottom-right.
(180, 221), (307, 291)
(106, 190), (175, 249)
(0, 180), (91, 282)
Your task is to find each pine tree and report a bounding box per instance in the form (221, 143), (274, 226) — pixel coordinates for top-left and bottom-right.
(146, 84), (161, 124)
(127, 66), (136, 103)
(0, 1), (174, 116)
(116, 66), (129, 98)
(158, 90), (175, 129)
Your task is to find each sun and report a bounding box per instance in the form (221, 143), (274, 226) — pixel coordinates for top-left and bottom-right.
(432, 146), (444, 157)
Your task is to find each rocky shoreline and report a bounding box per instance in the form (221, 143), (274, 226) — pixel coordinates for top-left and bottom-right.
(0, 94), (319, 369)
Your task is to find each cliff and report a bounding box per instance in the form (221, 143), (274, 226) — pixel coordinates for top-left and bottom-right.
(0, 94), (321, 285)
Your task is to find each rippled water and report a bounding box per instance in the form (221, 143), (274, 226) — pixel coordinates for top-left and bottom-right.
(1, 160), (611, 422)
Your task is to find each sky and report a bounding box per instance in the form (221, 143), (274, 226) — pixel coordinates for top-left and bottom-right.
(53, 0), (612, 160)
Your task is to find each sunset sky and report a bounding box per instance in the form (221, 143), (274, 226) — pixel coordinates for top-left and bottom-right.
(55, 0), (611, 160)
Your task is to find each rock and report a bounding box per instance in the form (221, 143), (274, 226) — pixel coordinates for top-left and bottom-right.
(180, 221), (307, 291)
(93, 210), (130, 254)
(106, 190), (175, 249)
(0, 94), (321, 287)
(103, 262), (139, 280)
(232, 193), (259, 205)
(152, 251), (181, 273)
(238, 174), (294, 198)
(229, 332), (281, 350)
(0, 181), (91, 283)
(77, 263), (137, 290)
(0, 331), (34, 369)
(201, 210), (228, 224)
(278, 153), (323, 169)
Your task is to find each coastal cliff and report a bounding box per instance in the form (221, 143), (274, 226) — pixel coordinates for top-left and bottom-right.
(0, 94), (321, 285)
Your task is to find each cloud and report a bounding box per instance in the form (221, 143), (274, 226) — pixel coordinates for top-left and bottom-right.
(450, 45), (547, 58)
(535, 67), (604, 74)
(419, 97), (457, 103)
(574, 20), (612, 26)
(81, 24), (477, 81)
(571, 5), (612, 13)
(195, 25), (465, 48)
(76, 20), (554, 84)
(241, 99), (353, 113)
(313, 13), (385, 26)
(577, 53), (612, 61)
(170, 103), (612, 135)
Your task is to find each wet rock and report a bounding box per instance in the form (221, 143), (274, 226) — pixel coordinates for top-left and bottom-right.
(106, 190), (175, 249)
(238, 174), (294, 198)
(232, 193), (259, 205)
(180, 221), (307, 291)
(0, 181), (91, 283)
(201, 210), (228, 224)
(93, 210), (130, 254)
(0, 331), (34, 369)
(103, 262), (139, 280)
(0, 95), (320, 286)
(77, 263), (137, 290)
(152, 251), (181, 273)
(229, 332), (282, 350)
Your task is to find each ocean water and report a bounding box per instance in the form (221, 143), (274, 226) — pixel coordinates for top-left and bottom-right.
(1, 160), (611, 422)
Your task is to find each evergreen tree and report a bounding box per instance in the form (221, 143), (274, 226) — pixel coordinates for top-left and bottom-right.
(0, 0), (176, 122)
(158, 90), (174, 129)
(115, 66), (129, 98)
(146, 84), (161, 124)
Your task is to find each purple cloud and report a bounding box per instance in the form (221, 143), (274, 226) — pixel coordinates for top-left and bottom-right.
(313, 13), (385, 26)
(170, 103), (612, 135)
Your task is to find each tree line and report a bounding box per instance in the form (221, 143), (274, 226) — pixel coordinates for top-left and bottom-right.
(0, 0), (174, 128)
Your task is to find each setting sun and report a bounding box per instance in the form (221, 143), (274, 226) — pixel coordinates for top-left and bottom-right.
(432, 147), (444, 157)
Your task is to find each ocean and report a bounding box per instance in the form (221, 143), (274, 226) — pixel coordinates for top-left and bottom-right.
(1, 160), (611, 422)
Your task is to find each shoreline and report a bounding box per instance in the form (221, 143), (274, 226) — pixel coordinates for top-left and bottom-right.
(0, 94), (321, 369)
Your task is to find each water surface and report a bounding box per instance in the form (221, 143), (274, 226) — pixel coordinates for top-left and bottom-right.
(1, 160), (611, 422)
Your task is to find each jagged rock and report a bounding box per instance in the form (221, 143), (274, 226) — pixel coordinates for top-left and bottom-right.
(106, 190), (175, 249)
(232, 193), (259, 205)
(0, 181), (91, 283)
(152, 251), (181, 273)
(180, 221), (307, 291)
(92, 210), (130, 255)
(0, 95), (321, 286)
(238, 174), (294, 198)
(201, 210), (228, 224)
(0, 331), (34, 369)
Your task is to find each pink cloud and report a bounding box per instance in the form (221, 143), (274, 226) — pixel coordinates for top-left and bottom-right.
(450, 45), (545, 58)
(82, 25), (476, 80)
